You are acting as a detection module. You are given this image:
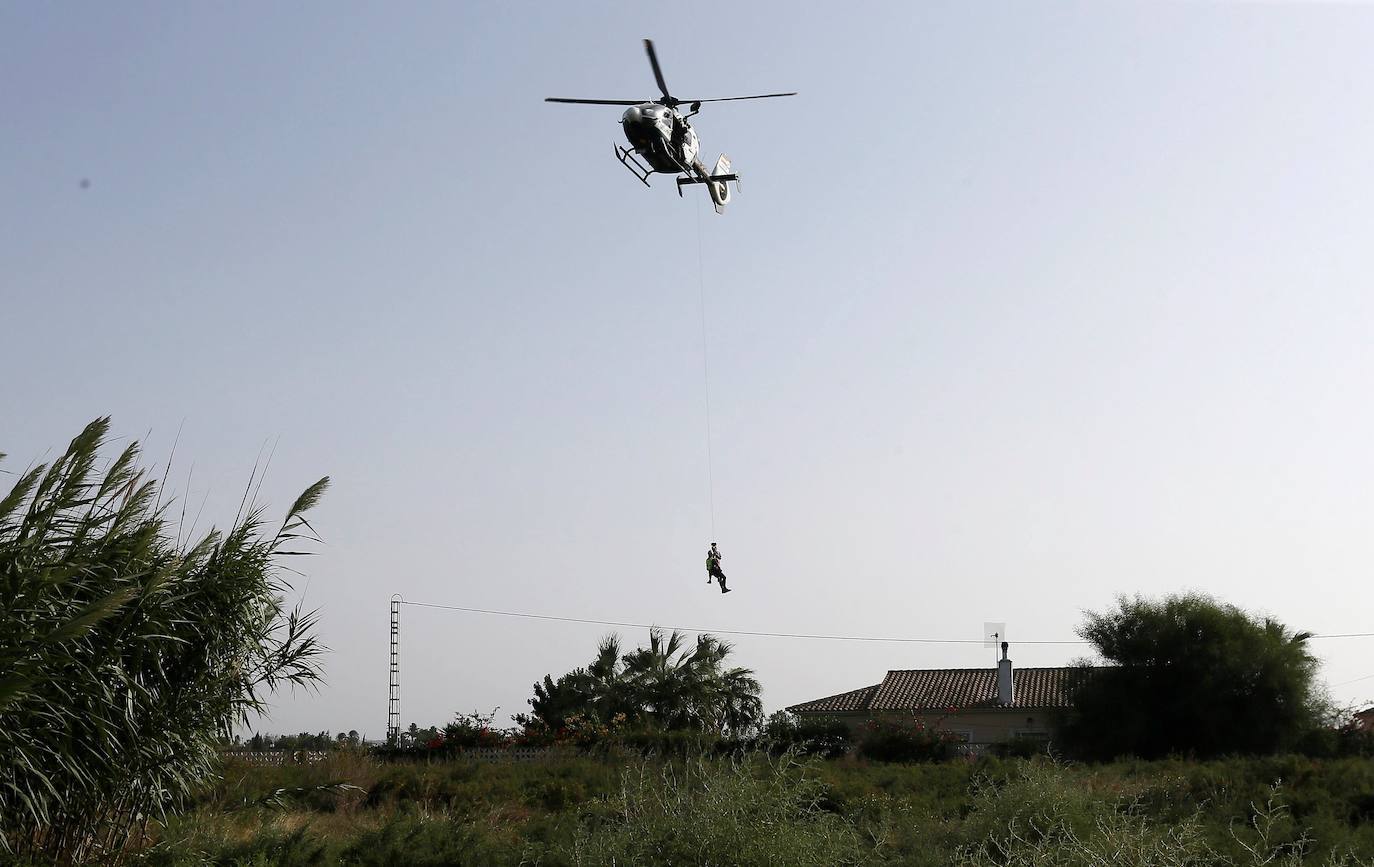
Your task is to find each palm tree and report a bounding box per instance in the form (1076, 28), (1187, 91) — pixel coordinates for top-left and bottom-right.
(622, 628), (700, 728)
(584, 634), (630, 721)
(526, 629), (763, 736)
(672, 633), (763, 735)
(602, 629), (766, 734)
(714, 664), (764, 734)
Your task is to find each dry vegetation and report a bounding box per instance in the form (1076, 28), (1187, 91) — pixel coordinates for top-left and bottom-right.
(124, 751), (1374, 866)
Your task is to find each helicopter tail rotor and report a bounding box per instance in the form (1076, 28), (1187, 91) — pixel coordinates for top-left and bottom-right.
(708, 154), (734, 214)
(676, 154), (739, 215)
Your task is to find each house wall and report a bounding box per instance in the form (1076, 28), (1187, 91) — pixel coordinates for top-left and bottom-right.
(799, 709), (1057, 745)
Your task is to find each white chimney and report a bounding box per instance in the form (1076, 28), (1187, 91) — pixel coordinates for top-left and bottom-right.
(997, 641), (1014, 706)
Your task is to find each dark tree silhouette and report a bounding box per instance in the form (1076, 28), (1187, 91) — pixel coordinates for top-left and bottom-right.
(1061, 593), (1322, 759)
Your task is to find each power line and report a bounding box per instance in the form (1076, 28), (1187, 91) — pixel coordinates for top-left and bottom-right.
(1333, 672), (1374, 687)
(396, 600), (1374, 647)
(397, 600), (1087, 645)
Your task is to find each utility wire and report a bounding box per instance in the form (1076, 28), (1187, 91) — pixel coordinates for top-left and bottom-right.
(396, 600), (1374, 647)
(398, 600), (1086, 644)
(694, 197), (716, 542)
(1333, 672), (1374, 687)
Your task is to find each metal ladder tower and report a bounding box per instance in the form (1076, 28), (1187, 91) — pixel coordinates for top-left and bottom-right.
(387, 595), (401, 746)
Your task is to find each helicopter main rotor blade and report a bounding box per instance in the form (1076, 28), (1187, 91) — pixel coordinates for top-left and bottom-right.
(644, 39), (673, 102)
(545, 98), (647, 105)
(683, 92), (799, 104)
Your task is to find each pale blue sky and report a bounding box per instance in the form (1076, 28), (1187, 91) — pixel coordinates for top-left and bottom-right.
(5, 1), (1374, 737)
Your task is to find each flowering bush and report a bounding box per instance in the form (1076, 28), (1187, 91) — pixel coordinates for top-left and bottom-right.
(857, 714), (964, 762)
(433, 709), (514, 752)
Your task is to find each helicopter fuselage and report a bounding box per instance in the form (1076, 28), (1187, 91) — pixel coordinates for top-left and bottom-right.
(547, 38), (793, 213)
(621, 103), (699, 174)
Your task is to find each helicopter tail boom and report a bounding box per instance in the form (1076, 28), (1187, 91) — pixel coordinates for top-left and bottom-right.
(676, 154), (737, 214)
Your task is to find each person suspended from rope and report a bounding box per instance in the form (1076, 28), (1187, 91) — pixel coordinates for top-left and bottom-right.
(706, 542), (731, 593)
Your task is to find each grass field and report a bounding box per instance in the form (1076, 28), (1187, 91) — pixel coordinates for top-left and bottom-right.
(126, 750), (1374, 866)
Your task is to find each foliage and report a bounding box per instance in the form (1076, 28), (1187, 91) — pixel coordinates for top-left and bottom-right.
(562, 754), (869, 866)
(857, 714), (964, 763)
(240, 731), (346, 751)
(142, 752), (1374, 865)
(521, 627), (764, 736)
(1062, 593), (1323, 760)
(990, 736), (1054, 759)
(442, 709), (510, 750)
(953, 763), (1372, 867)
(1297, 722), (1374, 760)
(0, 418), (328, 863)
(760, 711), (853, 758)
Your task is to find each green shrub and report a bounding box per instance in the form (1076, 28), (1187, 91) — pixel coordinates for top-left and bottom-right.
(761, 711), (852, 758)
(206, 826), (334, 867)
(954, 762), (1374, 867)
(991, 737), (1053, 759)
(339, 815), (526, 867)
(857, 715), (962, 763)
(558, 755), (869, 866)
(439, 709), (515, 751)
(145, 752), (1374, 865)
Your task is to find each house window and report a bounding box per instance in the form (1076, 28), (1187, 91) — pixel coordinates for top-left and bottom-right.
(1012, 730), (1049, 742)
(947, 730), (972, 743)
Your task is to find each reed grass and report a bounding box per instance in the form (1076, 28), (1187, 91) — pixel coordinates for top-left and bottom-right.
(0, 419), (328, 864)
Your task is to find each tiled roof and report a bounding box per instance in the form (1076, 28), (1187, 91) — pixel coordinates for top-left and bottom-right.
(786, 683), (880, 714)
(788, 667), (1096, 714)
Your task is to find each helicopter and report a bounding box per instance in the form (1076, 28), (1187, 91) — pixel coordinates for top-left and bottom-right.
(546, 39), (795, 214)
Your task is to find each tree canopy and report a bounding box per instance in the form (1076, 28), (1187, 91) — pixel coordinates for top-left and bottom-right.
(1062, 593), (1323, 760)
(524, 628), (763, 736)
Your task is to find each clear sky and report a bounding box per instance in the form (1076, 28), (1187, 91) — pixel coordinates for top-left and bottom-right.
(5, 1), (1374, 738)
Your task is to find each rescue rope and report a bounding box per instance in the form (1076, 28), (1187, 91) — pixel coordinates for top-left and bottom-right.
(695, 197), (717, 542)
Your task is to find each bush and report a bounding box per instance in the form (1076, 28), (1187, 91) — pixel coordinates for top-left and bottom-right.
(857, 715), (963, 763)
(991, 737), (1053, 759)
(441, 709), (514, 750)
(954, 762), (1374, 866)
(761, 711), (853, 758)
(557, 755), (868, 866)
(341, 815), (527, 867)
(146, 752), (1374, 865)
(1298, 725), (1374, 760)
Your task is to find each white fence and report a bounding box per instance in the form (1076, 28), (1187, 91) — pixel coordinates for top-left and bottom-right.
(221, 747), (580, 765)
(446, 747), (576, 763)
(220, 749), (330, 766)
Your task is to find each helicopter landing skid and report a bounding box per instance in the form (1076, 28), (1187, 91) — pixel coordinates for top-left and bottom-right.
(614, 144), (653, 188)
(675, 173), (740, 197)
